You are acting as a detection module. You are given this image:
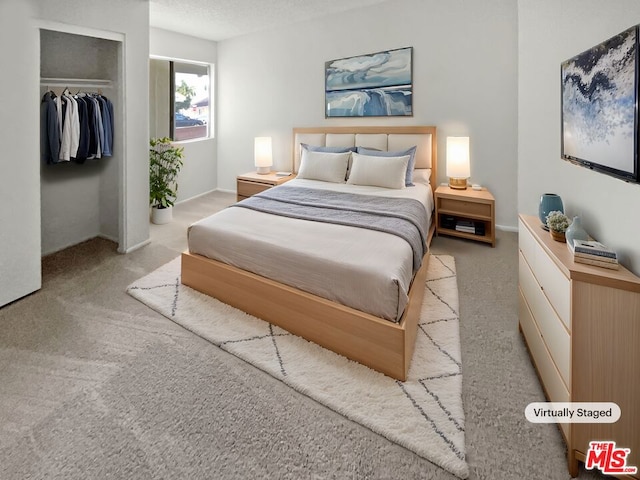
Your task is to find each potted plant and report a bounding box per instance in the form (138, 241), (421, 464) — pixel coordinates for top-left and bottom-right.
(545, 210), (570, 242)
(149, 137), (184, 224)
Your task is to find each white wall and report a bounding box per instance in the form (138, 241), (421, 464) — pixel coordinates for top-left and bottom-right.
(217, 0), (519, 229)
(0, 0), (41, 306)
(150, 28), (218, 202)
(518, 0), (640, 274)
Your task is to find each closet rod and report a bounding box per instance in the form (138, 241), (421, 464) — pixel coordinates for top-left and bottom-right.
(40, 77), (113, 89)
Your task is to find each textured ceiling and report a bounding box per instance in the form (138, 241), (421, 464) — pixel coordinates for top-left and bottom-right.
(149, 0), (389, 41)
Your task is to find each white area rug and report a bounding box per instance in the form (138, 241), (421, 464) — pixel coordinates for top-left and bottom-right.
(127, 255), (468, 479)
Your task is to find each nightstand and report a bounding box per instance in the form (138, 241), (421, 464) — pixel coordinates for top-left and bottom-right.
(236, 171), (294, 201)
(435, 185), (495, 246)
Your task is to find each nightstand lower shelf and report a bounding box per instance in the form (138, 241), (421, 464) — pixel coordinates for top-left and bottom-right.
(436, 224), (494, 245)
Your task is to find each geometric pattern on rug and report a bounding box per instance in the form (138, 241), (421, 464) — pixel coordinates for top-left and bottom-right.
(127, 254), (468, 479)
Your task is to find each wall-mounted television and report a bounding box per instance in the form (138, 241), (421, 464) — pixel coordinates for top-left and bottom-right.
(561, 25), (640, 184)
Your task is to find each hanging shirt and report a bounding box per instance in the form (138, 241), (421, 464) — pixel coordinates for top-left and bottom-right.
(54, 95), (63, 139)
(104, 96), (114, 155)
(92, 96), (104, 158)
(86, 95), (103, 159)
(63, 93), (80, 159)
(73, 95), (90, 163)
(40, 91), (60, 164)
(97, 95), (113, 156)
(58, 96), (72, 162)
(81, 94), (99, 159)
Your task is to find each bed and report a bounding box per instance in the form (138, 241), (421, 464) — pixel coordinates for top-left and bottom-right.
(181, 126), (437, 380)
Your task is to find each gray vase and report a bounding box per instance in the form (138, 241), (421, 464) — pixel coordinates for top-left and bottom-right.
(565, 215), (588, 247)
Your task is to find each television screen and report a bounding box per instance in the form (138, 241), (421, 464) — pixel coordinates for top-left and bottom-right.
(561, 25), (639, 183)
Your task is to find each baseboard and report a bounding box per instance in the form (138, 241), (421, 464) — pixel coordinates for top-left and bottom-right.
(175, 188), (219, 205)
(42, 233), (105, 257)
(119, 238), (151, 254)
(496, 224), (518, 233)
(98, 233), (119, 243)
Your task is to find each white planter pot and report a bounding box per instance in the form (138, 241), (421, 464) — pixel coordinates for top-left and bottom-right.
(151, 206), (173, 224)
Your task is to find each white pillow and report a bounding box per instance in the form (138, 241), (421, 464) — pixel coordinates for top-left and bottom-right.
(412, 168), (432, 185)
(297, 150), (351, 183)
(347, 152), (409, 189)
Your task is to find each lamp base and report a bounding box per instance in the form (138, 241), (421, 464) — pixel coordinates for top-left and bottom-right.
(256, 166), (271, 174)
(448, 177), (468, 190)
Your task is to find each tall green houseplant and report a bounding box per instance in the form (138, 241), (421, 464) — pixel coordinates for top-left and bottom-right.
(149, 137), (184, 209)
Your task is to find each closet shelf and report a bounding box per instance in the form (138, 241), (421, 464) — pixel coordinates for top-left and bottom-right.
(40, 77), (113, 89)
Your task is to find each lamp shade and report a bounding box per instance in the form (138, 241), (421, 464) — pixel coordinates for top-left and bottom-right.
(254, 136), (273, 174)
(446, 136), (470, 189)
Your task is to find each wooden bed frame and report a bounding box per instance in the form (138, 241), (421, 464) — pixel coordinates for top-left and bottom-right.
(181, 126), (438, 381)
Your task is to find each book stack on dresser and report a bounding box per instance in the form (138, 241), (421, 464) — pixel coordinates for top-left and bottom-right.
(568, 240), (619, 270)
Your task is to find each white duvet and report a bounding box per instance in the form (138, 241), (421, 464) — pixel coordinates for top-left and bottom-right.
(187, 178), (433, 322)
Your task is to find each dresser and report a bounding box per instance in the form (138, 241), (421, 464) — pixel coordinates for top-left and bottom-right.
(518, 214), (640, 478)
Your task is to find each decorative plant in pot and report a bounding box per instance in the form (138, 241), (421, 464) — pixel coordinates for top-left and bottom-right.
(149, 137), (184, 225)
(545, 210), (570, 242)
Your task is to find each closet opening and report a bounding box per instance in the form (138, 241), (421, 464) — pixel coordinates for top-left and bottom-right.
(39, 28), (124, 256)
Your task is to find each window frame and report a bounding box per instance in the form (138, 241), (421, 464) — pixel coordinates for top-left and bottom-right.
(149, 56), (213, 143)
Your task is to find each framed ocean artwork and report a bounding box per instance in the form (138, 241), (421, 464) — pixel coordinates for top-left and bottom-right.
(325, 47), (413, 117)
(561, 25), (639, 183)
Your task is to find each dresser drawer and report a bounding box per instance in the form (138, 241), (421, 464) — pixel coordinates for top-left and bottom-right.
(518, 218), (539, 265)
(237, 179), (271, 198)
(519, 253), (570, 387)
(519, 219), (571, 331)
(519, 288), (570, 442)
(519, 288), (571, 406)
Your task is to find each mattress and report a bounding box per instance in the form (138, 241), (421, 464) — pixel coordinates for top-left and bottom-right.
(187, 178), (433, 322)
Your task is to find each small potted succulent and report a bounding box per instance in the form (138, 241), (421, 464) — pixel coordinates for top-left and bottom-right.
(545, 210), (570, 242)
(149, 137), (184, 224)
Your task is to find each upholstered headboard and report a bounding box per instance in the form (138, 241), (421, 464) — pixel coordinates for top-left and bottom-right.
(292, 126), (437, 193)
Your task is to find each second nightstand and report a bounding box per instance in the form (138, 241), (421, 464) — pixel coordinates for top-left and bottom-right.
(435, 185), (496, 247)
(236, 171), (294, 201)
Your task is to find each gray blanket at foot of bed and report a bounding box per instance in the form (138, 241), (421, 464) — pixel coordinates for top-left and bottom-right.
(232, 186), (428, 272)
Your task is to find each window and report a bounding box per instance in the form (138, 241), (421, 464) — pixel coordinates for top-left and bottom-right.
(171, 61), (210, 141)
(149, 58), (212, 142)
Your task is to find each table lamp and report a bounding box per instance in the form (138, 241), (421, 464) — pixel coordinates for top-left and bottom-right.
(254, 137), (273, 174)
(446, 136), (470, 190)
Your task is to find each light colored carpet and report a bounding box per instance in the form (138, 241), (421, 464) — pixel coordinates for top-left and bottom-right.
(1, 190), (605, 479)
(127, 254), (469, 479)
